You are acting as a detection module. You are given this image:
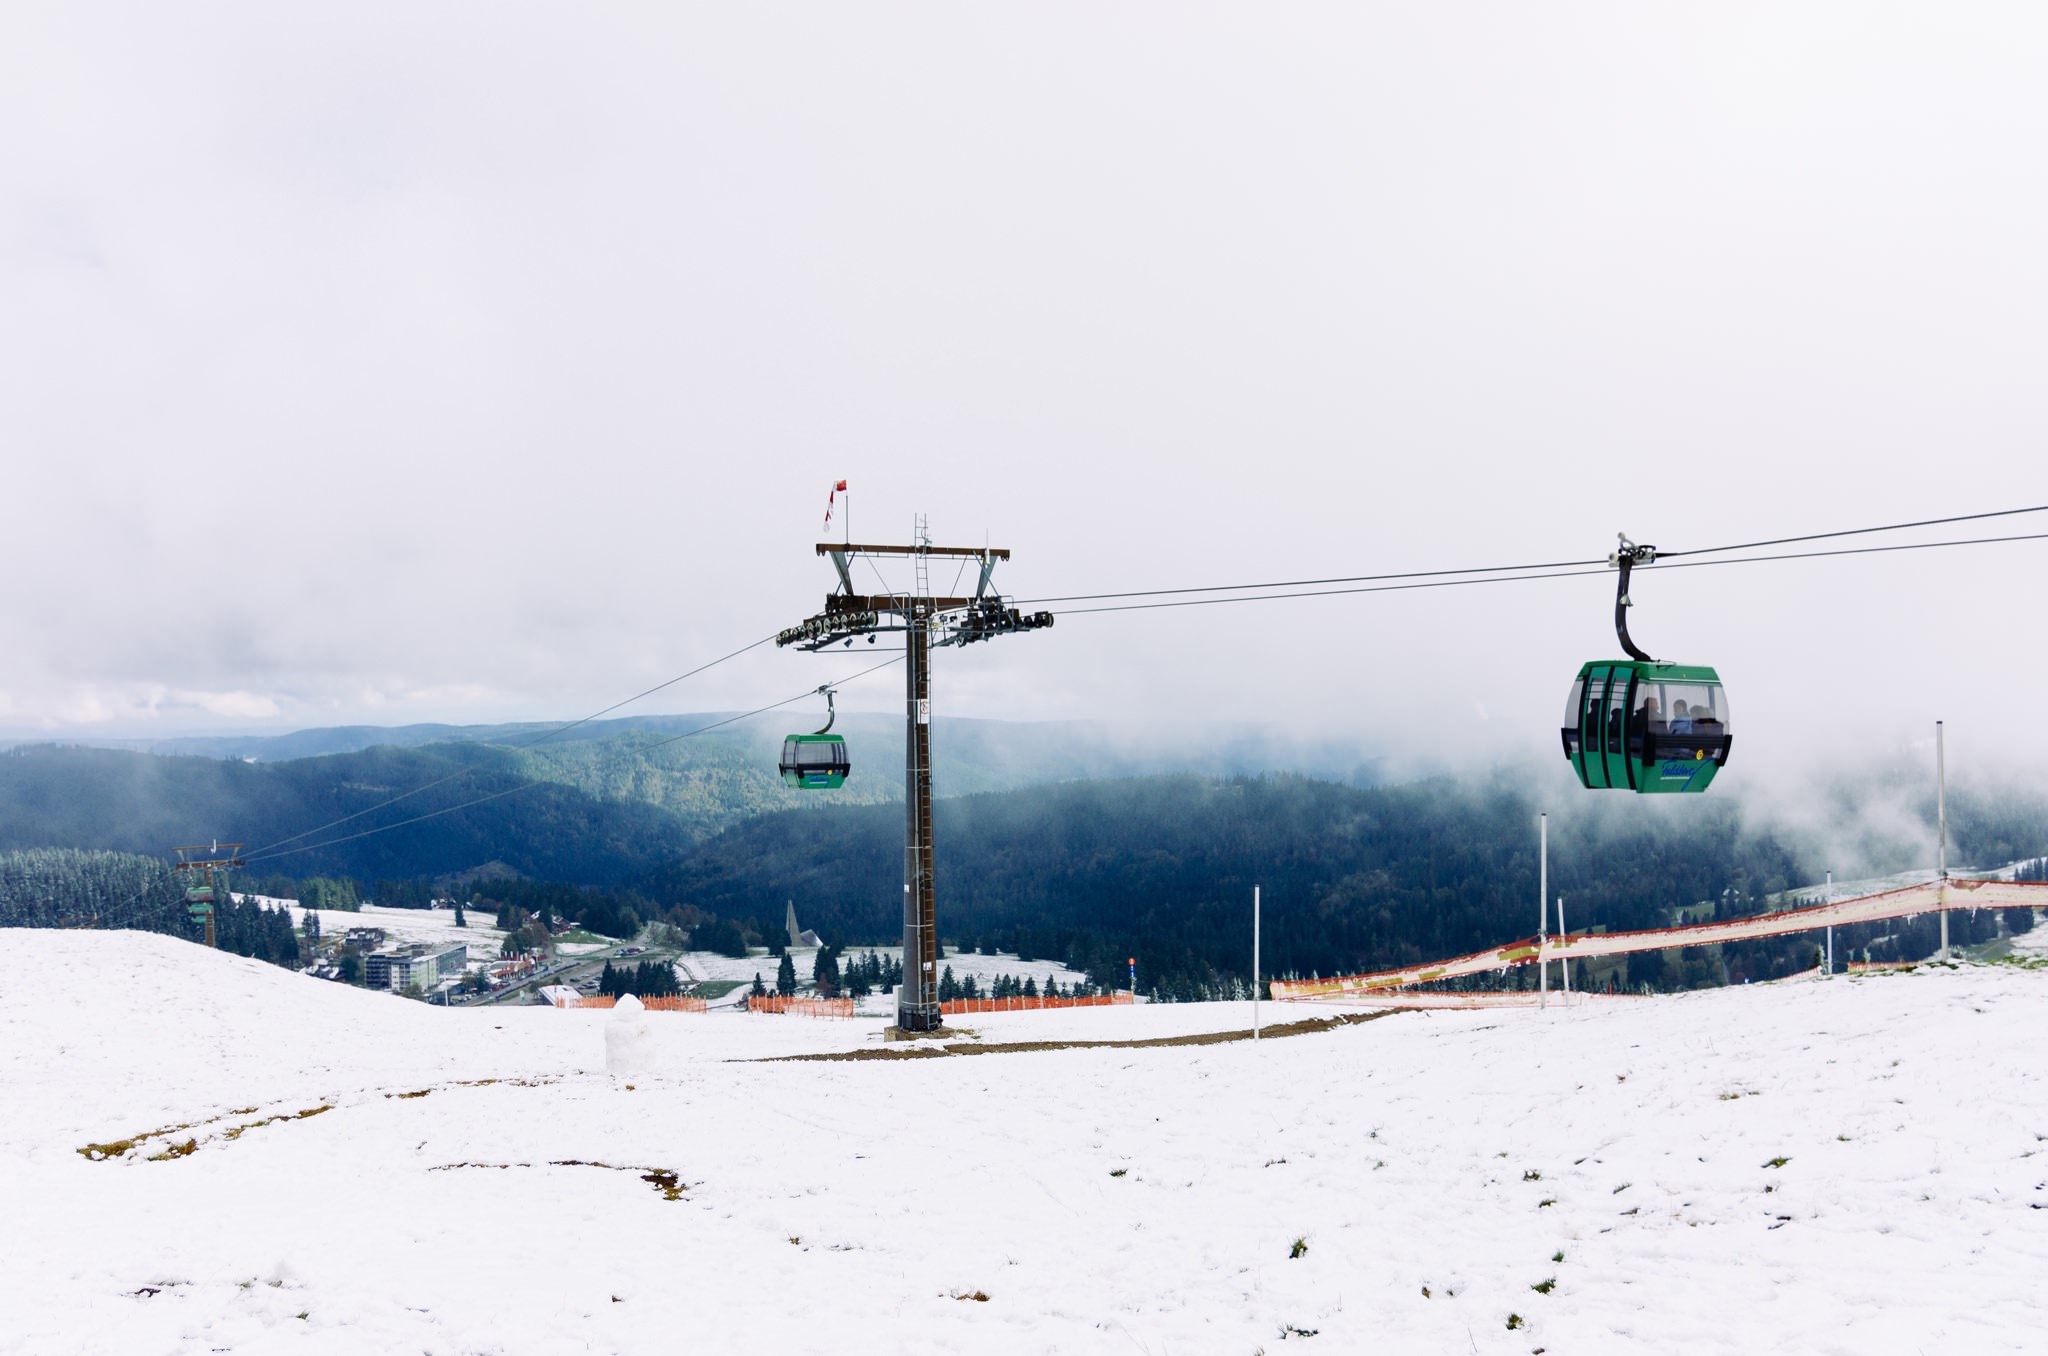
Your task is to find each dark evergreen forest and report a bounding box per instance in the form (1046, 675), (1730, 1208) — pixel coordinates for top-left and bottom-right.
(0, 743), (688, 884)
(0, 848), (302, 967)
(641, 773), (2048, 997)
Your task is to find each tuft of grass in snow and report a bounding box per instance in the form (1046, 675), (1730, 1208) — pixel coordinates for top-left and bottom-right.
(952, 1290), (990, 1302)
(79, 1137), (142, 1161)
(224, 1105), (334, 1144)
(148, 1139), (199, 1161)
(1109, 1168), (1127, 1177)
(1531, 1277), (1557, 1294)
(1552, 1250), (1565, 1263)
(1523, 1169), (1543, 1181)
(1289, 1237), (1309, 1259)
(639, 1169), (684, 1201)
(1764, 1156), (1792, 1169)
(1506, 1313), (1526, 1330)
(1279, 1323), (1319, 1338)
(78, 1113), (211, 1160)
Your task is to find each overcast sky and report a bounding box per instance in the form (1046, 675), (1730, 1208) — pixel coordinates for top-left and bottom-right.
(5, 3), (2046, 781)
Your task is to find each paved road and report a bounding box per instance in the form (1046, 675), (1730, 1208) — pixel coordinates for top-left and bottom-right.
(463, 946), (687, 1007)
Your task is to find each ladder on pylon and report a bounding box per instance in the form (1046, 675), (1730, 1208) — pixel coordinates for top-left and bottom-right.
(912, 514), (931, 600)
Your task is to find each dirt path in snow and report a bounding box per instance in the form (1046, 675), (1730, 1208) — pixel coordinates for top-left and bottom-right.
(756, 1009), (1397, 1061)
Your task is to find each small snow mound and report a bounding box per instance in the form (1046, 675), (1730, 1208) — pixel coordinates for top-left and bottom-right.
(605, 994), (655, 1076)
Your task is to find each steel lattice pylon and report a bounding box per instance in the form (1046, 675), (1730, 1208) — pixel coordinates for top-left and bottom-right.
(779, 521), (1053, 1033)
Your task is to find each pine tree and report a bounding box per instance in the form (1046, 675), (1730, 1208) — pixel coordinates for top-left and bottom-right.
(751, 971), (768, 998)
(812, 947), (841, 996)
(642, 960), (679, 997)
(938, 965), (959, 1002)
(453, 899), (467, 928)
(1023, 976), (1038, 999)
(776, 953), (797, 997)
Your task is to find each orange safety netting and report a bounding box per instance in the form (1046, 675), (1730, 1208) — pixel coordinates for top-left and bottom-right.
(549, 994), (708, 1011)
(748, 995), (857, 1018)
(1272, 877), (2048, 1001)
(938, 992), (1134, 1015)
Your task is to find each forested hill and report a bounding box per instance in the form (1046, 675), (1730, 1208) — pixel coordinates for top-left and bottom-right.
(2, 715), (1387, 835)
(0, 847), (301, 964)
(0, 744), (690, 885)
(0, 719), (1389, 872)
(643, 772), (2048, 994)
(644, 774), (1793, 985)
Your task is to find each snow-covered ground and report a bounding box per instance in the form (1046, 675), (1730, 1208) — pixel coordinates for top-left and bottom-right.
(272, 900), (511, 963)
(4, 930), (2045, 1354)
(1780, 863), (2024, 905)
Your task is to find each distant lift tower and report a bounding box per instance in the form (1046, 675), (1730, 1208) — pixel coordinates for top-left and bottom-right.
(778, 519), (1053, 1033)
(172, 841), (245, 950)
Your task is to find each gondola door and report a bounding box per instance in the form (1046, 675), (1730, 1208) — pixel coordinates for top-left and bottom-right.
(1575, 665), (1637, 791)
(1578, 667), (1610, 789)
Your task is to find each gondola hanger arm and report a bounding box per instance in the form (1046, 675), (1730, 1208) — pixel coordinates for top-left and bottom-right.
(1609, 533), (1658, 664)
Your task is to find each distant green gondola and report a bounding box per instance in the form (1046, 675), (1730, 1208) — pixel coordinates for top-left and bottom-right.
(779, 733), (850, 789)
(779, 684), (850, 789)
(1562, 536), (1732, 793)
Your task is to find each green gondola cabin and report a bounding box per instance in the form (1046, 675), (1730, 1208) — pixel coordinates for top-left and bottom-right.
(1561, 661), (1731, 793)
(779, 733), (850, 789)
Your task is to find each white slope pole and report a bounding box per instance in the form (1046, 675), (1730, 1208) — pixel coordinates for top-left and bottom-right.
(1539, 814), (1548, 1005)
(1937, 720), (1950, 959)
(1825, 870), (1834, 979)
(1253, 885), (1261, 1042)
(1559, 895), (1571, 996)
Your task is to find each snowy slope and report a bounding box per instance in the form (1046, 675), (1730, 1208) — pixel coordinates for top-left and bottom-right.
(3, 931), (2044, 1354)
(281, 901), (512, 963)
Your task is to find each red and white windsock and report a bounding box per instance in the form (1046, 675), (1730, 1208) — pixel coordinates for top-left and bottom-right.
(823, 479), (847, 530)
